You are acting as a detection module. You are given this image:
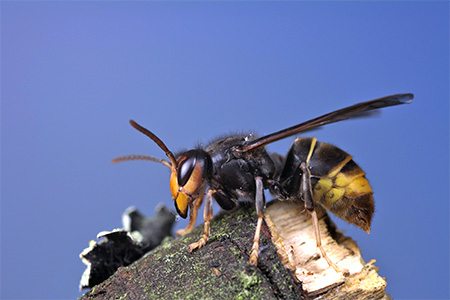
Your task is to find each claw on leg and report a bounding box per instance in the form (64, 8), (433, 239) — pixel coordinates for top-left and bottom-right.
(248, 216), (263, 266)
(310, 210), (349, 276)
(188, 220), (210, 251)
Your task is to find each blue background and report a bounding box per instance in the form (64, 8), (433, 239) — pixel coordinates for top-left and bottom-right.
(2, 2), (449, 299)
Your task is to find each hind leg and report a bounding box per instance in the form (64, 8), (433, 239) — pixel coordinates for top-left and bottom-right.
(299, 141), (349, 275)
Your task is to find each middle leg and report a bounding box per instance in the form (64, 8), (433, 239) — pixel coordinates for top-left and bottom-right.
(249, 176), (265, 266)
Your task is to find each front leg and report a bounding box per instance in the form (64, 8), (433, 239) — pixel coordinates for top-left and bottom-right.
(188, 189), (214, 251)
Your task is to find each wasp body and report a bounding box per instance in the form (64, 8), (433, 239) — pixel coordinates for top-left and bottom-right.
(113, 94), (413, 272)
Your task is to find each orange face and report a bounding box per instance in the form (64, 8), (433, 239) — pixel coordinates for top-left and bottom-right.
(169, 152), (206, 218)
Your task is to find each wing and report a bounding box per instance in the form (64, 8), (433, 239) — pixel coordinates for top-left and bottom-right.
(240, 93), (413, 152)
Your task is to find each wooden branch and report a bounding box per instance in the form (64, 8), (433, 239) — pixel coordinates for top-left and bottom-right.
(80, 201), (388, 300)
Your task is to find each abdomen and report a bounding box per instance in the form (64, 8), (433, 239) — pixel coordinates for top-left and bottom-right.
(277, 137), (374, 233)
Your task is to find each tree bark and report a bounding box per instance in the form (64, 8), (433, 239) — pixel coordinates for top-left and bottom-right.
(80, 201), (388, 300)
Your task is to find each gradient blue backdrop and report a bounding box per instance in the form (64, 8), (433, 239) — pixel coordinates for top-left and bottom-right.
(2, 2), (449, 299)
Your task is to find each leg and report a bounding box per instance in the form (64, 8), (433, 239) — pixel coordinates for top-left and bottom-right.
(188, 189), (214, 251)
(249, 176), (265, 266)
(300, 161), (349, 275)
(175, 191), (205, 236)
(309, 209), (349, 275)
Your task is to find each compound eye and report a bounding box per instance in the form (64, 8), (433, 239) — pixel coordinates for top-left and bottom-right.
(177, 150), (198, 187)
